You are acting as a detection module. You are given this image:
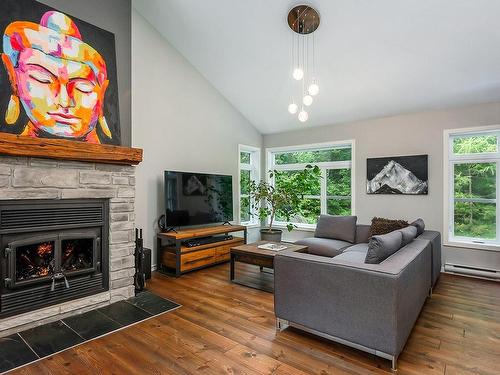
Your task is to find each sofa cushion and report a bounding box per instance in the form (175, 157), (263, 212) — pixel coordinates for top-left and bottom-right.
(333, 250), (367, 264)
(355, 224), (371, 244)
(342, 243), (369, 253)
(314, 215), (357, 243)
(295, 237), (351, 257)
(398, 225), (417, 246)
(365, 230), (403, 264)
(411, 218), (425, 236)
(369, 217), (409, 236)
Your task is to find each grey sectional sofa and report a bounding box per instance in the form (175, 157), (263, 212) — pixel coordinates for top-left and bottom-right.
(273, 216), (441, 370)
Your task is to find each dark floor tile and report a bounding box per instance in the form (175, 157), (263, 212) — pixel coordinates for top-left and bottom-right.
(19, 320), (84, 358)
(0, 334), (38, 373)
(127, 291), (180, 315)
(97, 300), (151, 326)
(63, 309), (122, 340)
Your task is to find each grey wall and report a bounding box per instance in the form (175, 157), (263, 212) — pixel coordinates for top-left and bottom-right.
(264, 102), (500, 271)
(40, 0), (132, 146)
(131, 10), (262, 262)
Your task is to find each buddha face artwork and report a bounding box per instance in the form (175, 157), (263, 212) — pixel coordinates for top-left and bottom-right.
(0, 0), (121, 144)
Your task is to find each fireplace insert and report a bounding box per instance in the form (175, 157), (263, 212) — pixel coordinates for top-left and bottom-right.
(0, 199), (109, 319)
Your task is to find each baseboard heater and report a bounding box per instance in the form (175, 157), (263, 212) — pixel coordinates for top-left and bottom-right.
(444, 263), (500, 280)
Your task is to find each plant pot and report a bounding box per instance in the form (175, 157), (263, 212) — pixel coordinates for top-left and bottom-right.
(260, 228), (283, 242)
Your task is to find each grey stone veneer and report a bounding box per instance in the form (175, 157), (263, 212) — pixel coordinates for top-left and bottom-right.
(0, 155), (136, 337)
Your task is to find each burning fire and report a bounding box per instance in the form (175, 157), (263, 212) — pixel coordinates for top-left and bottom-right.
(64, 242), (75, 258)
(38, 266), (50, 277)
(37, 242), (53, 256)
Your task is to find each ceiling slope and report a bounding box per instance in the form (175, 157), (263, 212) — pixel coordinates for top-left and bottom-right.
(133, 0), (500, 134)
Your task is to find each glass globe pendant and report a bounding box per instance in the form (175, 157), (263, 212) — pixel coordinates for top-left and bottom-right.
(292, 68), (304, 80)
(303, 94), (313, 106)
(298, 108), (308, 122)
(308, 81), (319, 96)
(288, 101), (298, 114)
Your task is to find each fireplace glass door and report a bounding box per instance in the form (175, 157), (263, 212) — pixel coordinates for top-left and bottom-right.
(15, 237), (56, 285)
(60, 234), (99, 276)
(5, 231), (99, 290)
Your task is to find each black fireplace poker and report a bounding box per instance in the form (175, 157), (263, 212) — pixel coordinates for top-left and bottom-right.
(134, 228), (146, 292)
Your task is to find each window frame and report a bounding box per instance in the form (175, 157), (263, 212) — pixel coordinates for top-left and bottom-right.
(443, 125), (500, 251)
(238, 144), (261, 226)
(266, 140), (355, 229)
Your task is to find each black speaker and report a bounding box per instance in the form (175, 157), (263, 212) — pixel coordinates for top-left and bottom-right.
(143, 247), (152, 280)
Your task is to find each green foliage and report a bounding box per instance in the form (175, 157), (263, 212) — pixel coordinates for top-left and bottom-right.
(453, 135), (497, 154)
(325, 168), (352, 216)
(327, 199), (351, 216)
(240, 170), (250, 195)
(249, 165), (321, 232)
(327, 169), (351, 196)
(240, 196), (250, 222)
(454, 163), (495, 199)
(454, 202), (496, 239)
(240, 152), (251, 164)
(275, 148), (351, 165)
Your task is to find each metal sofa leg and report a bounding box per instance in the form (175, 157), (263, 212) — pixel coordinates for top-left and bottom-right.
(276, 318), (289, 332)
(391, 355), (398, 371)
(429, 286), (433, 297)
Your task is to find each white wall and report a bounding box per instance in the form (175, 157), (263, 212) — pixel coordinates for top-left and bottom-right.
(132, 10), (262, 264)
(264, 102), (500, 271)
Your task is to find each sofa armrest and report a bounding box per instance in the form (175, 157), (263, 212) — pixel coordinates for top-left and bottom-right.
(417, 230), (441, 286)
(274, 240), (431, 356)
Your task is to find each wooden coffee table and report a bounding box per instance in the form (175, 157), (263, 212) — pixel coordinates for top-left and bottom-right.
(230, 241), (307, 292)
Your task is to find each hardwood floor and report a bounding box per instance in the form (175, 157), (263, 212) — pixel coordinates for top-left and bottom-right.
(9, 263), (500, 375)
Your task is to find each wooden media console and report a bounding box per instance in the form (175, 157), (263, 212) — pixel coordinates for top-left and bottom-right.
(156, 225), (247, 276)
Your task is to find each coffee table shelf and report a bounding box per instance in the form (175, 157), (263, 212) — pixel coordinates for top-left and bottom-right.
(230, 241), (307, 292)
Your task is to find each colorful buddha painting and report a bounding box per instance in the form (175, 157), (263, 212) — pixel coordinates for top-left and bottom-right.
(0, 0), (121, 144)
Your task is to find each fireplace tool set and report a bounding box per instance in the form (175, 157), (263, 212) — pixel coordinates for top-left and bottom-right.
(134, 228), (146, 292)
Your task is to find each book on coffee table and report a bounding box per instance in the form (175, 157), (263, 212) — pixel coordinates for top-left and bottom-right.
(257, 243), (288, 251)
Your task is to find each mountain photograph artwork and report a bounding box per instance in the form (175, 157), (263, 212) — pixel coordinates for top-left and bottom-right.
(367, 155), (428, 195)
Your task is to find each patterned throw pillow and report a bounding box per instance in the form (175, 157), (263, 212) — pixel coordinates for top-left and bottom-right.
(369, 217), (409, 236)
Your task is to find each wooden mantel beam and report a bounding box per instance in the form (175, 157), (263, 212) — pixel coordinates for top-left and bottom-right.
(0, 133), (143, 165)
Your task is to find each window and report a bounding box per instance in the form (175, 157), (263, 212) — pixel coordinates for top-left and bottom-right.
(267, 141), (354, 227)
(238, 145), (260, 225)
(445, 128), (500, 247)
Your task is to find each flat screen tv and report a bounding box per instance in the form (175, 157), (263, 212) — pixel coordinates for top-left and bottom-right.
(164, 171), (233, 228)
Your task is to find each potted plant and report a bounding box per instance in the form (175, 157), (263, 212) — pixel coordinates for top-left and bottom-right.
(249, 165), (321, 242)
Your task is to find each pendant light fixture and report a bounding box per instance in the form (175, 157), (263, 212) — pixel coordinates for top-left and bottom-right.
(287, 5), (320, 123)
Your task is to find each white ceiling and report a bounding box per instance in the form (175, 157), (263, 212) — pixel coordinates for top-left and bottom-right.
(133, 0), (500, 134)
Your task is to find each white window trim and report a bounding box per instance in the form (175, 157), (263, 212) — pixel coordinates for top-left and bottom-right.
(265, 140), (356, 230)
(443, 125), (500, 251)
(238, 144), (261, 226)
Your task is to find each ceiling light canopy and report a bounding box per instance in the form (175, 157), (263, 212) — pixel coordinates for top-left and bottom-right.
(287, 5), (320, 123)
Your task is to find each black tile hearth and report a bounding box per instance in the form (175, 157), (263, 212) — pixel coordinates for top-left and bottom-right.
(97, 300), (152, 326)
(127, 291), (180, 315)
(19, 320), (84, 358)
(0, 291), (179, 373)
(0, 334), (38, 373)
(63, 309), (122, 340)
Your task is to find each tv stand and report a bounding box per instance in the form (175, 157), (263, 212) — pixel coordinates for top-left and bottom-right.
(164, 227), (178, 233)
(222, 221), (232, 226)
(157, 225), (247, 277)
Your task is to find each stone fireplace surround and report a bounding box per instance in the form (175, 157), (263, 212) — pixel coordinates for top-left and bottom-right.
(0, 155), (136, 337)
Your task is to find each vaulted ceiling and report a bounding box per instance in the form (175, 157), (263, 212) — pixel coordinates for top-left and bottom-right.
(133, 0), (500, 134)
